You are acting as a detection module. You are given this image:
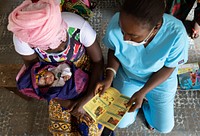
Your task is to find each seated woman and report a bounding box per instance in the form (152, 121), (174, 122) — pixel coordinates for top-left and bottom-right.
(17, 61), (89, 112)
(7, 0), (104, 135)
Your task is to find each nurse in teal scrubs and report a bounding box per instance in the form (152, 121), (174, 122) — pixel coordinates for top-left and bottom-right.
(96, 0), (189, 134)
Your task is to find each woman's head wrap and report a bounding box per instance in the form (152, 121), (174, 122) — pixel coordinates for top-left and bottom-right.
(7, 0), (67, 50)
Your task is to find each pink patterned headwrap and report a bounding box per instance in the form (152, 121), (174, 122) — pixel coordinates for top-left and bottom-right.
(7, 0), (67, 50)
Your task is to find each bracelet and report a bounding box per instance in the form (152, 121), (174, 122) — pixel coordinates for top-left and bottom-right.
(106, 67), (116, 77)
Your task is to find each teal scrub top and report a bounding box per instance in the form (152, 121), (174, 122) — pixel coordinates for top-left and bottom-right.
(103, 13), (189, 83)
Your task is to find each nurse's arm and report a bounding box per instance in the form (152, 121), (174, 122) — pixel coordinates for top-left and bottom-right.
(140, 66), (175, 94)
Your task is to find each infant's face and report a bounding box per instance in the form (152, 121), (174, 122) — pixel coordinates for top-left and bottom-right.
(38, 71), (55, 86)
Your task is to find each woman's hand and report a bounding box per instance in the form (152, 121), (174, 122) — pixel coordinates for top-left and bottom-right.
(126, 91), (145, 112)
(95, 78), (113, 96)
(70, 94), (95, 124)
(54, 95), (95, 124)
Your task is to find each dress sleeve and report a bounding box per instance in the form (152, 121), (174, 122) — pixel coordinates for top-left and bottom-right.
(13, 35), (35, 55)
(62, 12), (96, 47)
(164, 32), (189, 68)
(80, 21), (96, 47)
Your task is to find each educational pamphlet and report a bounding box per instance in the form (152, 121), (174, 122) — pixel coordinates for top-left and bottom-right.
(178, 62), (200, 90)
(178, 62), (199, 75)
(83, 87), (131, 130)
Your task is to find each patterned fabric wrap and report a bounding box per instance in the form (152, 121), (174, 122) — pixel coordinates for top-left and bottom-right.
(16, 61), (89, 101)
(49, 100), (103, 136)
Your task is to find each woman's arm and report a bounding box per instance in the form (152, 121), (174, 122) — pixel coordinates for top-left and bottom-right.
(127, 66), (175, 112)
(68, 39), (104, 120)
(85, 39), (104, 97)
(95, 49), (120, 95)
(21, 53), (39, 67)
(140, 66), (175, 94)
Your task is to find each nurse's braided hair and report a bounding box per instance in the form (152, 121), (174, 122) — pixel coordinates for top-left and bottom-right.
(121, 0), (165, 29)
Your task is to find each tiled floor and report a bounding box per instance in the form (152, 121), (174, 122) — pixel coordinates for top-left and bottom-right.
(0, 0), (200, 135)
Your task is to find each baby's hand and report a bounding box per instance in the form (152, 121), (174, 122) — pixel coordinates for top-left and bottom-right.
(63, 75), (71, 81)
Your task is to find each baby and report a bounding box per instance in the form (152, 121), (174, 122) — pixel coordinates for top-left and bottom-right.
(36, 63), (72, 87)
(36, 63), (85, 111)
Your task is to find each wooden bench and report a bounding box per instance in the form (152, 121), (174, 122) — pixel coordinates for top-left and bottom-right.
(0, 64), (31, 100)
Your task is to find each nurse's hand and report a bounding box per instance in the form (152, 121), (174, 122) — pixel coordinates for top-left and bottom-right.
(126, 91), (145, 112)
(95, 78), (112, 96)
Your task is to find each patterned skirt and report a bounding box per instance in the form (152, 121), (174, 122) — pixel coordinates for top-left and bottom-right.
(48, 55), (103, 136)
(49, 100), (103, 136)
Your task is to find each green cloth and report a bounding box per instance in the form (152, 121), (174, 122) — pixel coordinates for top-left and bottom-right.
(61, 0), (93, 20)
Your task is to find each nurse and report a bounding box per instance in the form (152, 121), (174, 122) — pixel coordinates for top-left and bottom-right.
(96, 0), (189, 134)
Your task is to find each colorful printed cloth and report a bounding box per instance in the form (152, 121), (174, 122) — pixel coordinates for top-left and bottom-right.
(165, 0), (200, 24)
(165, 0), (200, 36)
(16, 60), (103, 135)
(49, 100), (103, 136)
(17, 61), (89, 101)
(61, 0), (94, 20)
